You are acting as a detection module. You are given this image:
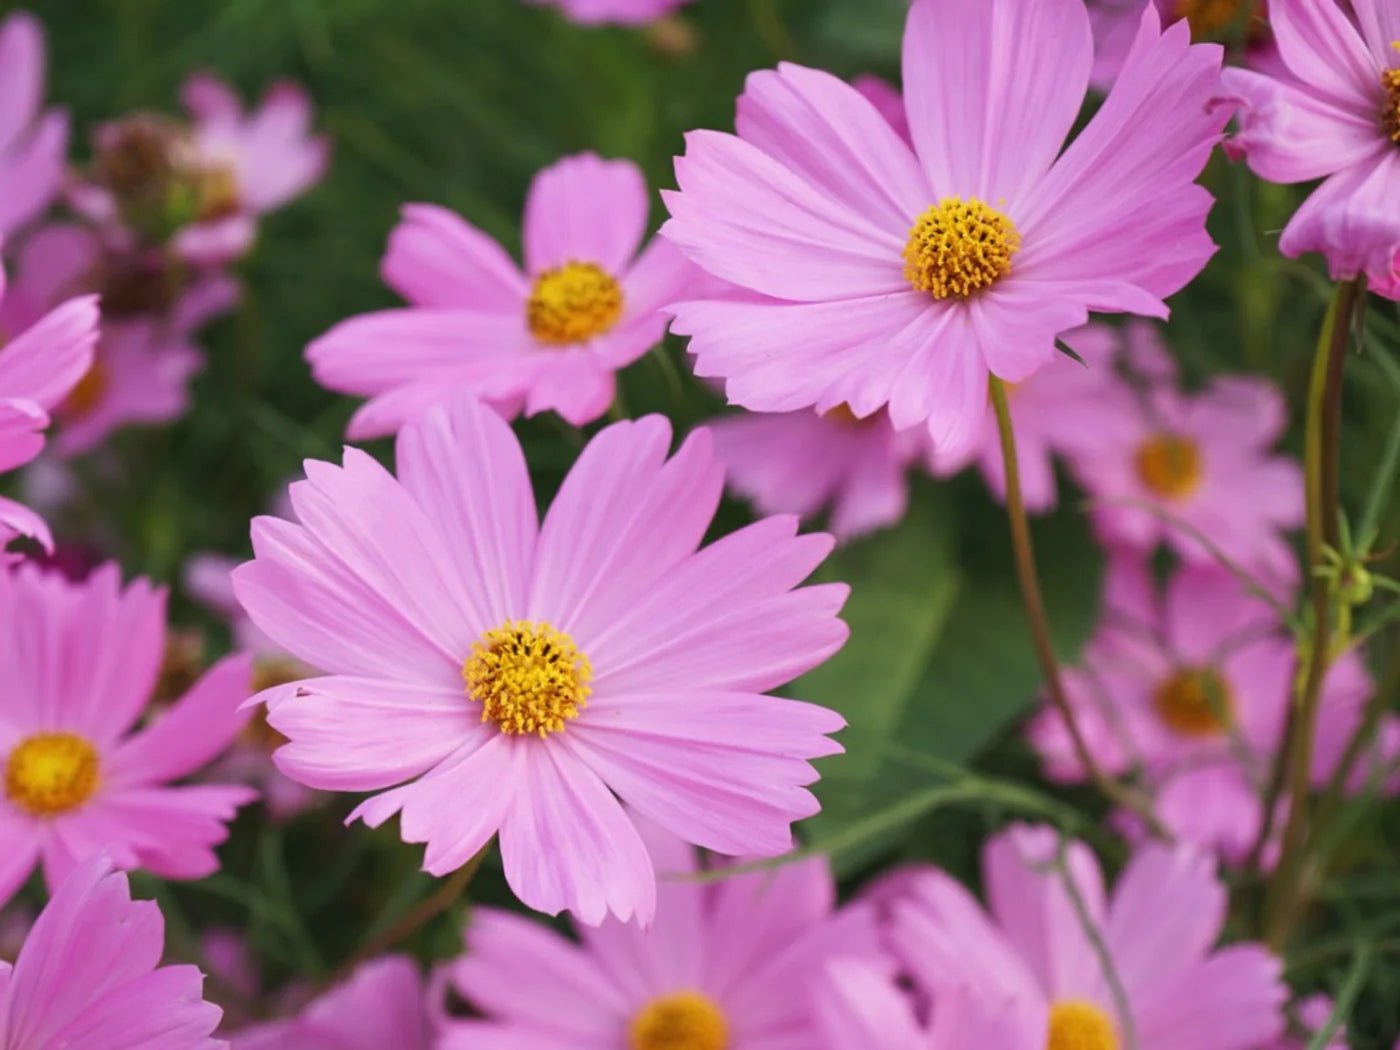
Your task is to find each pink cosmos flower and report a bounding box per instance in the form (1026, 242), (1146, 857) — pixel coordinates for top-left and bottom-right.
(186, 552), (319, 819)
(231, 956), (430, 1050)
(1029, 557), (1399, 862)
(0, 12), (66, 239)
(306, 152), (694, 438)
(708, 406), (931, 541)
(1091, 1), (1271, 88)
(1066, 369), (1304, 588)
(438, 819), (877, 1050)
(1222, 0), (1400, 298)
(522, 0), (694, 24)
(0, 563), (255, 908)
(232, 393), (848, 925)
(662, 0), (1226, 459)
(0, 856), (224, 1049)
(888, 823), (1287, 1050)
(930, 323), (1156, 513)
(1264, 995), (1346, 1050)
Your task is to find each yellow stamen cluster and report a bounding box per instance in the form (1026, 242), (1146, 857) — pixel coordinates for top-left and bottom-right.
(903, 197), (1021, 300)
(1154, 667), (1234, 738)
(629, 991), (729, 1050)
(527, 261), (624, 345)
(4, 733), (100, 817)
(1133, 433), (1202, 500)
(1383, 62), (1400, 143)
(1173, 0), (1247, 37)
(1046, 1000), (1119, 1050)
(462, 621), (592, 737)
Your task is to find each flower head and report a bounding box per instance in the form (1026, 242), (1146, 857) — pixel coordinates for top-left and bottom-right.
(887, 823), (1287, 1050)
(0, 563), (256, 908)
(662, 0), (1226, 458)
(438, 820), (877, 1050)
(0, 856), (224, 1049)
(307, 152), (696, 438)
(1222, 0), (1400, 297)
(0, 12), (67, 239)
(232, 393), (848, 924)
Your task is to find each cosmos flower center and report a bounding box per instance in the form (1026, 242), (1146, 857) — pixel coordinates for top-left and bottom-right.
(1046, 1000), (1119, 1050)
(1154, 667), (1234, 737)
(1173, 0), (1246, 37)
(4, 733), (101, 817)
(1381, 59), (1400, 143)
(462, 620), (593, 737)
(93, 114), (241, 233)
(61, 360), (110, 420)
(629, 990), (729, 1050)
(1133, 433), (1202, 500)
(902, 197), (1021, 299)
(527, 261), (625, 345)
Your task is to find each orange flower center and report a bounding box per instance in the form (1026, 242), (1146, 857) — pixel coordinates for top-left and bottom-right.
(1154, 667), (1234, 737)
(462, 621), (592, 737)
(527, 261), (624, 345)
(1173, 0), (1247, 37)
(1382, 61), (1400, 143)
(1046, 1001), (1119, 1050)
(1133, 433), (1202, 500)
(4, 733), (100, 816)
(629, 991), (728, 1050)
(903, 197), (1020, 299)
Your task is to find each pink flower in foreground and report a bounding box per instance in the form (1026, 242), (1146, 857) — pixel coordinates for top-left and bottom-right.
(0, 12), (66, 239)
(709, 406), (931, 541)
(888, 823), (1287, 1050)
(232, 394), (848, 925)
(662, 0), (1226, 459)
(1029, 557), (1398, 862)
(1066, 369), (1304, 587)
(231, 956), (429, 1050)
(523, 0), (694, 24)
(0, 856), (224, 1049)
(0, 563), (255, 907)
(1222, 0), (1400, 298)
(439, 820), (876, 1050)
(307, 152), (693, 438)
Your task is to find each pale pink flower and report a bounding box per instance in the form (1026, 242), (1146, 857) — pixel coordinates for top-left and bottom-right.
(708, 407), (930, 541)
(307, 152), (694, 438)
(522, 0), (693, 24)
(1029, 557), (1399, 862)
(1065, 369), (1304, 588)
(662, 0), (1226, 459)
(438, 820), (877, 1050)
(0, 12), (66, 239)
(0, 856), (225, 1049)
(888, 823), (1287, 1050)
(0, 563), (255, 908)
(231, 956), (430, 1050)
(1222, 0), (1400, 298)
(232, 393), (847, 925)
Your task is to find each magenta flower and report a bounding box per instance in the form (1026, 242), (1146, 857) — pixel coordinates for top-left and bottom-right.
(1029, 557), (1398, 861)
(0, 563), (255, 908)
(708, 406), (931, 541)
(232, 393), (847, 924)
(1222, 0), (1400, 297)
(438, 820), (877, 1050)
(0, 856), (224, 1049)
(662, 0), (1226, 458)
(307, 153), (693, 438)
(0, 12), (66, 239)
(888, 823), (1287, 1050)
(522, 0), (694, 24)
(1066, 369), (1304, 587)
(231, 956), (430, 1050)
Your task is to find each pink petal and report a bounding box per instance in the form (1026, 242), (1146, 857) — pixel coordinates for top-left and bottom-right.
(1278, 151), (1400, 287)
(383, 202), (528, 309)
(1132, 945), (1285, 1050)
(523, 152), (649, 276)
(43, 966), (223, 1050)
(0, 13), (44, 152)
(521, 351), (617, 426)
(0, 110), (65, 238)
(1270, 0), (1380, 108)
(80, 784), (254, 880)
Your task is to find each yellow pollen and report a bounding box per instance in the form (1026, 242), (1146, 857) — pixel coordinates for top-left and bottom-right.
(526, 261), (624, 345)
(4, 733), (100, 817)
(1133, 433), (1202, 500)
(902, 197), (1020, 299)
(1173, 0), (1247, 37)
(462, 620), (592, 737)
(1154, 667), (1234, 737)
(1382, 51), (1400, 143)
(629, 991), (729, 1050)
(1046, 1000), (1119, 1050)
(61, 361), (109, 420)
(192, 164), (241, 222)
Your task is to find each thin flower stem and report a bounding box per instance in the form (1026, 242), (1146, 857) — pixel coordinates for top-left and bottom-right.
(331, 843), (490, 985)
(1264, 277), (1363, 950)
(988, 377), (1169, 839)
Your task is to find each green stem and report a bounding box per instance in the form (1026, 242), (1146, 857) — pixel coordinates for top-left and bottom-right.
(989, 377), (1168, 838)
